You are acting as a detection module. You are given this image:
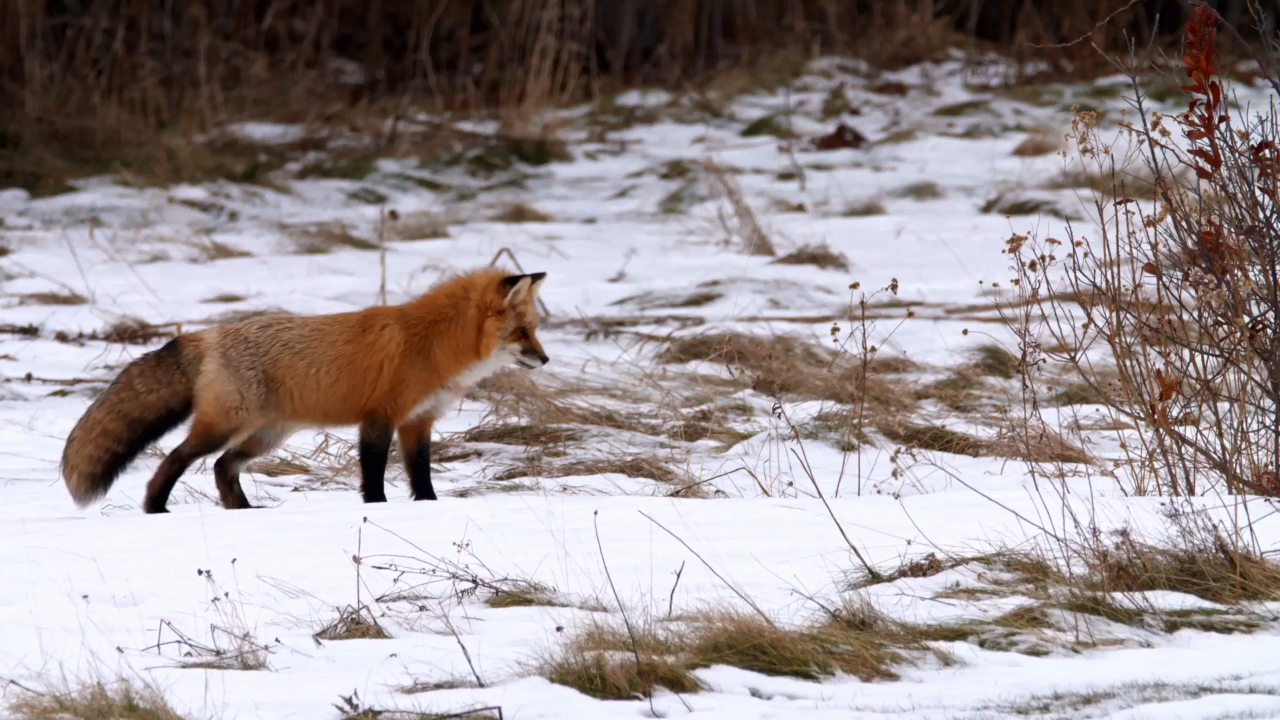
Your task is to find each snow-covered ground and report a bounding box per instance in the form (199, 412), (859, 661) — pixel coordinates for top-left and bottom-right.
(3, 56), (1280, 719)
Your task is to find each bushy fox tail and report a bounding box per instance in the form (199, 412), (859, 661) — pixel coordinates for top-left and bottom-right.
(61, 336), (201, 506)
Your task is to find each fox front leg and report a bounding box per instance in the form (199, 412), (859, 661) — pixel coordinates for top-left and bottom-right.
(397, 416), (436, 501)
(359, 418), (393, 503)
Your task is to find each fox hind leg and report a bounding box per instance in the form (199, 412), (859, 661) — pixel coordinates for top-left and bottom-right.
(143, 419), (235, 514)
(214, 425), (288, 510)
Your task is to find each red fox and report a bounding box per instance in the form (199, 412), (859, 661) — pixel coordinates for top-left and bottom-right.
(59, 268), (549, 514)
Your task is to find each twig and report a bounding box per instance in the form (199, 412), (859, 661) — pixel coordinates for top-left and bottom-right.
(666, 561), (685, 619)
(439, 609), (485, 688)
(774, 402), (884, 582)
(639, 510), (775, 626)
(378, 208), (390, 305)
(3, 677), (47, 696)
(670, 467), (744, 497)
(593, 510), (652, 711)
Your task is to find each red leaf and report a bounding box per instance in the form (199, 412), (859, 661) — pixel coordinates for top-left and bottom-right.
(1196, 166), (1215, 180)
(1143, 262), (1161, 276)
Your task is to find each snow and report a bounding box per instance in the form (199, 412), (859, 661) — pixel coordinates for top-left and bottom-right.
(2, 57), (1280, 719)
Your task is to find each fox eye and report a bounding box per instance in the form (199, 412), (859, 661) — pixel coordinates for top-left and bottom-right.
(514, 328), (530, 341)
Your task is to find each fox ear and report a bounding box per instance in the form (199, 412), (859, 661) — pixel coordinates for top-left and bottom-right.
(528, 272), (547, 298)
(501, 274), (534, 306)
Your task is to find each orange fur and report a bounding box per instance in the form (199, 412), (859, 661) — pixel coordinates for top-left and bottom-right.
(59, 267), (549, 513)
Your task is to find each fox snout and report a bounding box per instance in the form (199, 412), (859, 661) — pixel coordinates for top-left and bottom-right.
(517, 349), (549, 369)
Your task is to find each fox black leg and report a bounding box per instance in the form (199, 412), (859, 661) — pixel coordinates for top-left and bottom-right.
(213, 426), (285, 510)
(398, 417), (436, 501)
(359, 418), (393, 503)
(144, 424), (232, 514)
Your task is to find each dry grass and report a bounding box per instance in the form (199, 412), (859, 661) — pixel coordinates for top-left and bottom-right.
(314, 604), (391, 641)
(473, 370), (653, 434)
(389, 210), (450, 241)
(1043, 168), (1161, 200)
(334, 690), (501, 720)
(770, 243), (850, 271)
(289, 222), (379, 254)
(491, 202), (553, 223)
(486, 580), (565, 608)
(705, 158), (776, 257)
(201, 293), (248, 304)
(490, 451), (707, 498)
(1012, 132), (1063, 157)
(3, 671), (189, 717)
(659, 331), (914, 414)
(879, 422), (994, 457)
(14, 291), (88, 306)
(880, 420), (1091, 464)
(4, 676), (188, 720)
(541, 601), (929, 700)
(462, 423), (583, 446)
(842, 198), (888, 216)
(981, 194), (1064, 218)
(892, 181), (945, 200)
(683, 607), (918, 682)
(1083, 526), (1280, 606)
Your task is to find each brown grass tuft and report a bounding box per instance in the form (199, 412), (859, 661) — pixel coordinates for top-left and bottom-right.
(201, 293), (248, 304)
(770, 243), (850, 271)
(390, 210), (451, 241)
(1083, 525), (1280, 605)
(683, 608), (914, 682)
(970, 344), (1020, 379)
(1012, 132), (1063, 157)
(14, 291), (88, 306)
(290, 222), (379, 254)
(461, 423), (583, 446)
(4, 676), (188, 720)
(314, 605), (391, 641)
(705, 158), (776, 257)
(842, 198), (888, 216)
(492, 203), (553, 223)
(880, 422), (992, 457)
(486, 581), (564, 608)
(892, 181), (945, 201)
(541, 618), (701, 700)
(659, 332), (913, 414)
(541, 601), (926, 700)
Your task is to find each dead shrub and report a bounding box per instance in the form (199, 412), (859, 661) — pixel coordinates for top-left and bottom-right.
(1000, 10), (1280, 497)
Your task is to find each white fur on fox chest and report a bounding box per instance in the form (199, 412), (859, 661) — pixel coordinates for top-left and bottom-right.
(407, 349), (515, 422)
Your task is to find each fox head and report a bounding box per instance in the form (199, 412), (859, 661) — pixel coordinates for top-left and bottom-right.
(492, 272), (549, 370)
